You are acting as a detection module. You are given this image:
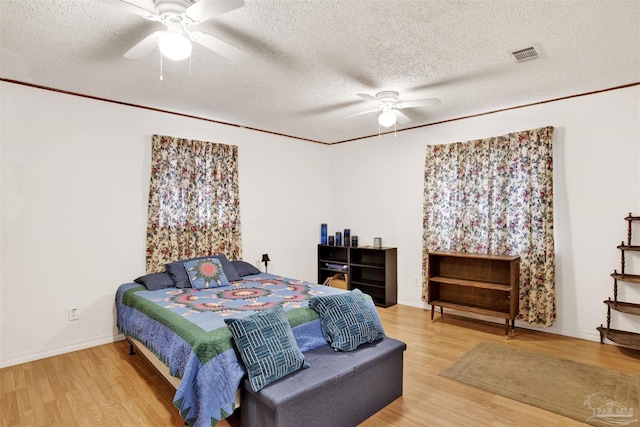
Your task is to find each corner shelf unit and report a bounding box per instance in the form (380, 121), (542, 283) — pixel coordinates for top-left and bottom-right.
(598, 213), (640, 351)
(317, 245), (397, 307)
(427, 251), (520, 337)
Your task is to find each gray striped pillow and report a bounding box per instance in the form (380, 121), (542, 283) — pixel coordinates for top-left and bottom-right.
(309, 289), (385, 352)
(225, 306), (308, 392)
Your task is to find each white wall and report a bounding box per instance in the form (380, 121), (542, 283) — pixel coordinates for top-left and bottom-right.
(328, 85), (640, 341)
(0, 82), (331, 367)
(2, 82), (638, 367)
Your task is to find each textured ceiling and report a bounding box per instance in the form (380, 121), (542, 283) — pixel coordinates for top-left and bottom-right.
(1, 0), (639, 144)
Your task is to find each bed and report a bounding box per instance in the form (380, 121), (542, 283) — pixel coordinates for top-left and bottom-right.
(115, 271), (354, 426)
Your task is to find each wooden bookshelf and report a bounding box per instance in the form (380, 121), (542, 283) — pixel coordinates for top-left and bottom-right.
(427, 251), (520, 336)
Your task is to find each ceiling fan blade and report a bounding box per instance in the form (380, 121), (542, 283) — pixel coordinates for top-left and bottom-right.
(185, 0), (245, 23)
(190, 31), (251, 63)
(344, 108), (380, 119)
(97, 0), (157, 20)
(124, 31), (164, 59)
(356, 93), (378, 102)
(299, 100), (363, 115)
(394, 110), (412, 124)
(397, 98), (442, 109)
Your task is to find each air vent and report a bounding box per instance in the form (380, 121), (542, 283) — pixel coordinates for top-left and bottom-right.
(511, 45), (541, 63)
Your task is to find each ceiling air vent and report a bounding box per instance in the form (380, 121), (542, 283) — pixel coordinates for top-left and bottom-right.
(511, 45), (541, 63)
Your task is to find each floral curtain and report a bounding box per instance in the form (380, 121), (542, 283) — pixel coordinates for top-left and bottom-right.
(145, 134), (242, 273)
(422, 126), (555, 326)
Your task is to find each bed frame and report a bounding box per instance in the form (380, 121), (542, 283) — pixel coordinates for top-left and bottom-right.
(127, 336), (181, 389)
(126, 336), (242, 407)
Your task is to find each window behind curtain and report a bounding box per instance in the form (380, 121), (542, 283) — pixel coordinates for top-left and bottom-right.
(422, 126), (555, 326)
(145, 134), (242, 273)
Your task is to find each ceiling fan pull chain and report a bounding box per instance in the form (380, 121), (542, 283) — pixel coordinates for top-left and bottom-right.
(189, 55), (192, 76)
(159, 52), (164, 81)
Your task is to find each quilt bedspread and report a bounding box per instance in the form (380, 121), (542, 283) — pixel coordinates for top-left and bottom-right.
(115, 274), (346, 427)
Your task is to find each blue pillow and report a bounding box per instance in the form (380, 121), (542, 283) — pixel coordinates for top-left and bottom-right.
(309, 289), (385, 352)
(133, 271), (175, 291)
(225, 306), (309, 392)
(231, 260), (261, 277)
(165, 254), (240, 288)
(184, 258), (231, 289)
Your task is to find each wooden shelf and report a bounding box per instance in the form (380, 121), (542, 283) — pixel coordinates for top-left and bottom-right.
(350, 279), (385, 289)
(427, 251), (520, 337)
(603, 300), (640, 316)
(429, 300), (512, 319)
(617, 245), (640, 251)
(429, 276), (511, 291)
(427, 251), (519, 262)
(350, 262), (385, 269)
(597, 327), (640, 351)
(319, 267), (348, 274)
(318, 258), (348, 265)
(611, 273), (640, 284)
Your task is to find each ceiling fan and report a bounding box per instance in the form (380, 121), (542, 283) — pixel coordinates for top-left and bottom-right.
(346, 91), (441, 128)
(99, 0), (250, 63)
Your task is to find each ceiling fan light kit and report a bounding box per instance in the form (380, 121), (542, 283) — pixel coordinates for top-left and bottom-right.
(158, 30), (192, 61)
(378, 110), (397, 127)
(347, 91), (442, 132)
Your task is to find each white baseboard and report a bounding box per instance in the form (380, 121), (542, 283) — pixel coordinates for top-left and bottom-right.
(0, 333), (126, 369)
(397, 298), (428, 309)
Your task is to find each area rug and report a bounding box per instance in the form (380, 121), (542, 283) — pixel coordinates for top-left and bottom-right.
(441, 342), (639, 426)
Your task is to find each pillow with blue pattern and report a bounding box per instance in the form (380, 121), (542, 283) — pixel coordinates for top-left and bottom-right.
(225, 306), (309, 392)
(309, 289), (385, 352)
(184, 258), (230, 289)
(166, 253), (241, 288)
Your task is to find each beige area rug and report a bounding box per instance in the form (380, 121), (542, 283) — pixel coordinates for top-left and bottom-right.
(441, 342), (639, 426)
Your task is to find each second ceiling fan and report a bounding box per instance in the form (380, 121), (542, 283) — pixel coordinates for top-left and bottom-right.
(346, 91), (441, 128)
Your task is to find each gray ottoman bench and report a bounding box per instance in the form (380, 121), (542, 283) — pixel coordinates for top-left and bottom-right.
(240, 337), (406, 427)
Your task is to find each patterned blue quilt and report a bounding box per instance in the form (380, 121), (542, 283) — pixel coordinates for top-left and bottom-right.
(115, 273), (347, 426)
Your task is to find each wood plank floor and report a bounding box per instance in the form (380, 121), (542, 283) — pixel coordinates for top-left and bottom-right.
(2, 304), (640, 426)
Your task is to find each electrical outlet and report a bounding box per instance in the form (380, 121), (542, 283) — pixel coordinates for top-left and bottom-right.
(68, 307), (79, 321)
(414, 276), (420, 287)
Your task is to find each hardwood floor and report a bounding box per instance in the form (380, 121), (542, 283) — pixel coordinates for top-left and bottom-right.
(2, 304), (640, 426)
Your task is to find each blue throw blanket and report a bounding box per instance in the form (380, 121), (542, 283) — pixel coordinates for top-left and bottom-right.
(115, 274), (347, 426)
